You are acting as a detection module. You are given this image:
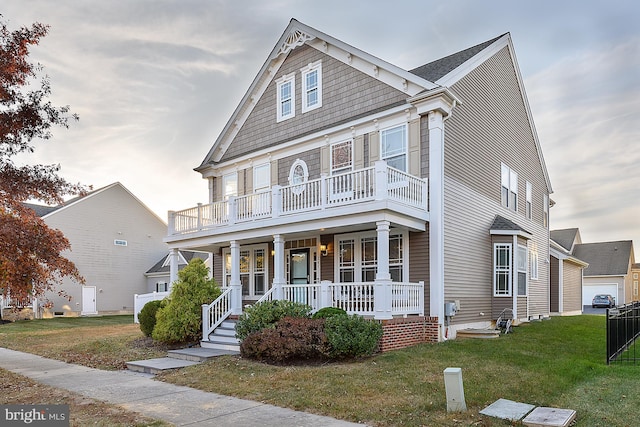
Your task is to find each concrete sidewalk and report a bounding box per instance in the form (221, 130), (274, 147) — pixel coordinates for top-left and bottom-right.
(0, 348), (365, 426)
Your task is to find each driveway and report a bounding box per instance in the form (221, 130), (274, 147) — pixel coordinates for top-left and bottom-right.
(583, 305), (609, 315)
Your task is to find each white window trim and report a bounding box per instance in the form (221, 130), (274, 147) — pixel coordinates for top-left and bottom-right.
(380, 124), (408, 172)
(543, 194), (549, 228)
(517, 244), (528, 297)
(526, 181), (532, 220)
(333, 229), (408, 283)
(276, 72), (295, 122)
(501, 163), (518, 211)
(222, 172), (238, 200)
(530, 246), (539, 280)
(253, 163), (271, 192)
(494, 243), (512, 297)
(301, 60), (322, 113)
(330, 139), (353, 175)
(222, 244), (269, 298)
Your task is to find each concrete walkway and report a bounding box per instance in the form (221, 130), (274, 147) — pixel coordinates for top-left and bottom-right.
(0, 348), (364, 426)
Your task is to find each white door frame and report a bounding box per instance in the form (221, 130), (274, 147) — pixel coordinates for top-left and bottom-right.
(81, 286), (97, 315)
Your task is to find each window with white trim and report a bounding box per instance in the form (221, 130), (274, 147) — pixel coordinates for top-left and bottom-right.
(223, 244), (268, 298)
(381, 124), (407, 172)
(276, 73), (295, 122)
(543, 194), (549, 228)
(331, 140), (353, 175)
(336, 230), (406, 282)
(530, 246), (539, 280)
(501, 164), (518, 211)
(253, 163), (271, 192)
(517, 245), (528, 296)
(526, 181), (532, 220)
(222, 172), (237, 200)
(494, 243), (512, 296)
(301, 61), (322, 113)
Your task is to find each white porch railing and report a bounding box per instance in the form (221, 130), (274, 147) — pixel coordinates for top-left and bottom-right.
(202, 287), (232, 340)
(133, 291), (169, 323)
(255, 281), (423, 317)
(169, 161), (428, 235)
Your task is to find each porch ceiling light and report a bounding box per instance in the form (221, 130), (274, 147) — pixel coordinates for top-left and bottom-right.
(320, 244), (328, 256)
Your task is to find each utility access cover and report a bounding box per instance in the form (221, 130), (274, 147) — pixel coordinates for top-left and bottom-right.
(522, 407), (577, 427)
(479, 399), (535, 421)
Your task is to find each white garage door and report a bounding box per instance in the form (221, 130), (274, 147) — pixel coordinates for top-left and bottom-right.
(582, 284), (618, 306)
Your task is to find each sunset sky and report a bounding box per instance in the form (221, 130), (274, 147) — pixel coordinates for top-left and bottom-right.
(4, 0), (639, 250)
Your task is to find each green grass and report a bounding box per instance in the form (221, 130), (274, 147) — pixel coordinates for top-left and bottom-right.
(158, 316), (640, 426)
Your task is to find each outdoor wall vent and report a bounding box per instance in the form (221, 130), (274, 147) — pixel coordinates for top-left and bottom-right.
(114, 239), (128, 246)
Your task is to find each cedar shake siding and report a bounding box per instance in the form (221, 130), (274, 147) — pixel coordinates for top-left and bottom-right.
(220, 44), (407, 162)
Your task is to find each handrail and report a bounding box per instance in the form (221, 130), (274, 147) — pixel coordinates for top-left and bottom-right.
(202, 287), (232, 341)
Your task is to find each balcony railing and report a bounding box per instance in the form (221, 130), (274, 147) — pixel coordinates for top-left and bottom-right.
(169, 161), (428, 235)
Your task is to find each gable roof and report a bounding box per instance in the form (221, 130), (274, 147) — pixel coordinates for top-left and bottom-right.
(550, 228), (581, 252)
(573, 240), (634, 276)
(145, 251), (209, 275)
(489, 215), (532, 238)
(409, 35), (504, 82)
(23, 182), (166, 225)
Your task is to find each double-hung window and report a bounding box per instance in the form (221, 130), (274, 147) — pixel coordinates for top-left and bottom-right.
(501, 163), (518, 211)
(543, 194), (549, 228)
(517, 245), (528, 296)
(301, 61), (322, 113)
(276, 73), (295, 122)
(494, 243), (512, 296)
(526, 182), (532, 220)
(381, 124), (407, 172)
(222, 172), (237, 200)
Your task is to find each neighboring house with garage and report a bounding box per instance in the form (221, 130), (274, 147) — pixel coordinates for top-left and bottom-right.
(25, 182), (167, 317)
(573, 240), (635, 307)
(549, 228), (588, 315)
(164, 19), (553, 347)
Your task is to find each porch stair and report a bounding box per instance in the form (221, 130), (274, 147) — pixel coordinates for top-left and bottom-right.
(200, 319), (240, 352)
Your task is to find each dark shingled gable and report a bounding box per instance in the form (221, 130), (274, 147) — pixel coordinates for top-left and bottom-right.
(573, 241), (633, 277)
(145, 251), (209, 274)
(490, 215), (531, 234)
(409, 34), (505, 82)
(550, 228), (580, 252)
(23, 202), (61, 217)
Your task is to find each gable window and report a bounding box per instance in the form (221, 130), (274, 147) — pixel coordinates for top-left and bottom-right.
(301, 61), (322, 113)
(331, 140), (352, 175)
(276, 73), (295, 122)
(517, 245), (528, 296)
(253, 163), (271, 192)
(501, 164), (518, 211)
(494, 243), (511, 296)
(381, 124), (407, 172)
(526, 182), (532, 220)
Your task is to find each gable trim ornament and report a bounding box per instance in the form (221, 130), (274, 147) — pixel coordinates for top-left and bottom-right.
(277, 29), (315, 57)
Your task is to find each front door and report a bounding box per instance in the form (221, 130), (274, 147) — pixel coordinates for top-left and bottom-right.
(81, 286), (97, 315)
(290, 249), (310, 284)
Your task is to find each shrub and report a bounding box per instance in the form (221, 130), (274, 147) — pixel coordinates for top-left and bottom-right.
(311, 306), (348, 319)
(152, 259), (221, 344)
(324, 314), (383, 359)
(240, 317), (328, 363)
(138, 299), (166, 337)
(235, 300), (311, 341)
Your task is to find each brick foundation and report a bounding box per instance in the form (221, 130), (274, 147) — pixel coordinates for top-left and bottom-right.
(379, 316), (440, 352)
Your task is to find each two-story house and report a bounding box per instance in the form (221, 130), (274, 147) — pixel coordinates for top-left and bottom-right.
(165, 19), (552, 348)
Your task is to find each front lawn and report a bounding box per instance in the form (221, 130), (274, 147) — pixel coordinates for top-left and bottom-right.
(1, 314), (637, 426)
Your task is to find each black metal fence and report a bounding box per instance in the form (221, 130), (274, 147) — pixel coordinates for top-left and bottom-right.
(606, 301), (640, 364)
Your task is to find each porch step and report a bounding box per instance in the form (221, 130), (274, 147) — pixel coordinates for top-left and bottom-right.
(126, 357), (199, 375)
(456, 328), (501, 339)
(202, 319), (240, 352)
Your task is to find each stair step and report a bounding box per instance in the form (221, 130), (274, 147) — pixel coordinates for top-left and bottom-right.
(126, 357), (199, 374)
(201, 340), (240, 352)
(168, 347), (239, 362)
(213, 327), (237, 337)
(456, 328), (501, 339)
(207, 334), (239, 344)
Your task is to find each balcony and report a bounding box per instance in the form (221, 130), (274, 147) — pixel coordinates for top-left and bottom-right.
(168, 161), (428, 239)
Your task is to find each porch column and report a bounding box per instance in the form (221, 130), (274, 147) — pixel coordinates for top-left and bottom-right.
(273, 234), (285, 300)
(374, 220), (392, 320)
(229, 240), (243, 315)
(169, 248), (179, 289)
(428, 110), (445, 329)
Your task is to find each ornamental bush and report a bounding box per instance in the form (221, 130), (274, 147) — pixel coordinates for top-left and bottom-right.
(152, 259), (221, 344)
(323, 314), (383, 359)
(235, 300), (311, 341)
(240, 317), (328, 363)
(138, 299), (166, 337)
(311, 306), (348, 319)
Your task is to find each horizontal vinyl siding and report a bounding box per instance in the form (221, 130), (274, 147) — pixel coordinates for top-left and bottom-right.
(222, 44), (407, 162)
(563, 262), (583, 312)
(550, 257), (559, 312)
(409, 230), (430, 316)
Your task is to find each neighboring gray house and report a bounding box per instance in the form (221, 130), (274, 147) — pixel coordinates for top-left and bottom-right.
(549, 228), (588, 315)
(164, 19), (553, 347)
(26, 182), (168, 316)
(573, 240), (636, 307)
(144, 250), (211, 292)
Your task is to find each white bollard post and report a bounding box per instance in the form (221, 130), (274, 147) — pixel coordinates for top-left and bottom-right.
(443, 367), (467, 412)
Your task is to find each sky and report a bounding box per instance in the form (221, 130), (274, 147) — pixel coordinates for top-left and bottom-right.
(3, 0), (640, 250)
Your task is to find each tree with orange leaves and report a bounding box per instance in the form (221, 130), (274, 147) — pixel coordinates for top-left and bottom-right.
(1, 16), (88, 312)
